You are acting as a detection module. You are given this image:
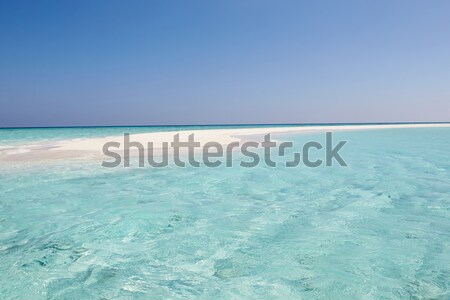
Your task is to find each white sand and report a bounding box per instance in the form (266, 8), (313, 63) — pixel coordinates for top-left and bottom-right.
(1, 123), (450, 163)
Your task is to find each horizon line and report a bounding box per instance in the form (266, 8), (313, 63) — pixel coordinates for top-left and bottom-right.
(1, 121), (450, 130)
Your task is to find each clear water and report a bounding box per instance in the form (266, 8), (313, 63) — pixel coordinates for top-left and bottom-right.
(0, 127), (449, 299)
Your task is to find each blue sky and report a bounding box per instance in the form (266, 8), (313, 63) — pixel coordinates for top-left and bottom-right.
(1, 0), (449, 127)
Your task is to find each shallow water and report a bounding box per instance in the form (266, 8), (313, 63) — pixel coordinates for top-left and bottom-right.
(0, 127), (449, 299)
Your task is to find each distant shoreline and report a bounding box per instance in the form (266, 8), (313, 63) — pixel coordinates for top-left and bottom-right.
(1, 122), (450, 164)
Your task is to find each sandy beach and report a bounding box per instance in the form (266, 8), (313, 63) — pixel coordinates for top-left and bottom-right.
(1, 123), (450, 163)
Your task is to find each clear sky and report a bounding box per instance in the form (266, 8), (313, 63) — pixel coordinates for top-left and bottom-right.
(1, 0), (449, 127)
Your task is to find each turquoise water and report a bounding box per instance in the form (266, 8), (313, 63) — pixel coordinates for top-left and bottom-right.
(0, 127), (449, 299)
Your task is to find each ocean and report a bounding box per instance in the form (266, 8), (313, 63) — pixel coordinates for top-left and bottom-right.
(0, 125), (449, 299)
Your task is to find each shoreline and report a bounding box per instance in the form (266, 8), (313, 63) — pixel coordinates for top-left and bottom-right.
(1, 123), (450, 163)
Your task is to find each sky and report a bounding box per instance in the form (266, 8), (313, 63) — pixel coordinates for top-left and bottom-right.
(1, 0), (449, 127)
